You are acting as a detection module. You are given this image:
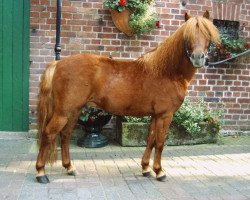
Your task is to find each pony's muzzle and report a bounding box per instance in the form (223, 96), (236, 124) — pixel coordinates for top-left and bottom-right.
(190, 52), (206, 68)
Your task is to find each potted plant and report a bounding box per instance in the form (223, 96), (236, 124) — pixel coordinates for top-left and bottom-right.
(168, 99), (223, 145)
(77, 106), (112, 148)
(209, 33), (249, 62)
(103, 0), (159, 36)
(117, 98), (223, 146)
(116, 116), (150, 146)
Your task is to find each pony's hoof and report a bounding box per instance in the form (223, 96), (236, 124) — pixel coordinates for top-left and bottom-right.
(142, 171), (151, 177)
(156, 174), (167, 182)
(142, 167), (151, 177)
(36, 175), (50, 184)
(67, 170), (77, 176)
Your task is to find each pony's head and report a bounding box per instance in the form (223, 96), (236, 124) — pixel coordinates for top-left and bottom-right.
(183, 11), (220, 68)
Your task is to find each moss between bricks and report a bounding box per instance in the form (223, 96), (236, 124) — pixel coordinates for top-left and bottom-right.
(118, 122), (219, 146)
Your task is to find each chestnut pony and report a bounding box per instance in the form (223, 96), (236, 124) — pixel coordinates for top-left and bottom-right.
(36, 11), (220, 183)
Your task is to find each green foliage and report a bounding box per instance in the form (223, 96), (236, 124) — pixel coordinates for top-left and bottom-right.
(210, 33), (249, 60)
(79, 106), (109, 122)
(129, 3), (158, 34)
(103, 0), (158, 34)
(221, 34), (248, 55)
(124, 98), (223, 139)
(103, 0), (153, 12)
(172, 98), (223, 138)
(124, 116), (151, 123)
(104, 0), (126, 12)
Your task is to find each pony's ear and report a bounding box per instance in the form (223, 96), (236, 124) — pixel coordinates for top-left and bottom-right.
(203, 10), (210, 19)
(184, 12), (192, 21)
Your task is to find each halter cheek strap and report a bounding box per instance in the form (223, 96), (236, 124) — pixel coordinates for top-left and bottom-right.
(184, 41), (210, 65)
(184, 41), (192, 61)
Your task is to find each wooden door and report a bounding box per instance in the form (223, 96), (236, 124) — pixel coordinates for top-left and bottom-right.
(0, 0), (29, 131)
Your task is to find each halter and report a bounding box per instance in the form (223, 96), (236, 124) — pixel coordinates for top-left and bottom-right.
(184, 41), (210, 67)
(184, 40), (192, 60)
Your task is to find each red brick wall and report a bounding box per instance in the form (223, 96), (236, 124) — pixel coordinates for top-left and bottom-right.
(30, 0), (250, 133)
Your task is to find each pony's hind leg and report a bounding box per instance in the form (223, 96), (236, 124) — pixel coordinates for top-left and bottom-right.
(36, 114), (68, 184)
(60, 110), (81, 176)
(141, 118), (156, 177)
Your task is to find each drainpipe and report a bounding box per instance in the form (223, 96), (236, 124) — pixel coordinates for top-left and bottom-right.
(55, 0), (62, 60)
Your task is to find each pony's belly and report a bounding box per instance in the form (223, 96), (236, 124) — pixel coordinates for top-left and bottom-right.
(104, 101), (154, 116)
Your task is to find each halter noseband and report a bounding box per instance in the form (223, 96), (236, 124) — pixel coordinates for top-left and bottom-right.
(184, 41), (210, 67)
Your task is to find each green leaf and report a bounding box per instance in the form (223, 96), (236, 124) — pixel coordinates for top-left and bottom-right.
(117, 6), (124, 12)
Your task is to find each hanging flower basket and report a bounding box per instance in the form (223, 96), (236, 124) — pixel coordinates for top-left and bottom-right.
(104, 0), (159, 36)
(109, 9), (134, 37)
(209, 33), (249, 62)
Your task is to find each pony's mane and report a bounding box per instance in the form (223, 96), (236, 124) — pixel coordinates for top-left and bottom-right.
(183, 16), (220, 45)
(138, 16), (220, 77)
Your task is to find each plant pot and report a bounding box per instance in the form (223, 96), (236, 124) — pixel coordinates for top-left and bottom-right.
(110, 9), (134, 37)
(116, 120), (219, 147)
(77, 111), (112, 148)
(117, 122), (149, 146)
(167, 122), (219, 146)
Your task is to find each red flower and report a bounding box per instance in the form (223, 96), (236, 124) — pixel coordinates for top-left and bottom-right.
(156, 21), (160, 28)
(226, 54), (232, 59)
(90, 116), (96, 122)
(119, 0), (127, 6)
(244, 43), (250, 49)
(219, 49), (225, 54)
(216, 44), (222, 49)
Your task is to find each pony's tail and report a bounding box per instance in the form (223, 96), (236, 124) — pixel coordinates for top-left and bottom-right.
(37, 60), (58, 165)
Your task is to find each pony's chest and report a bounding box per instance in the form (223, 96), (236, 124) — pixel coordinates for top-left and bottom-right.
(144, 78), (186, 97)
(149, 80), (187, 111)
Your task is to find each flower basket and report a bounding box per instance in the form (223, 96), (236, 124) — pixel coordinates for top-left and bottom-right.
(209, 33), (249, 62)
(104, 0), (158, 35)
(110, 9), (134, 37)
(77, 107), (112, 148)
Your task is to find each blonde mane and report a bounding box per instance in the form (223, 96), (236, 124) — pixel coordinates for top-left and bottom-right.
(183, 16), (221, 45)
(139, 16), (220, 77)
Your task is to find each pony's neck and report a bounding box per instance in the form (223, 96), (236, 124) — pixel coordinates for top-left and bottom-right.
(142, 24), (196, 82)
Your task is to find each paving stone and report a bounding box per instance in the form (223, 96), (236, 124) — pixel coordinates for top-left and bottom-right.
(0, 133), (250, 199)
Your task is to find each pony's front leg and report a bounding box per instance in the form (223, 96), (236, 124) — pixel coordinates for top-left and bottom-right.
(153, 114), (172, 181)
(141, 118), (156, 177)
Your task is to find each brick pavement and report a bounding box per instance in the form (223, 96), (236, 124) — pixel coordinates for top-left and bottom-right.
(0, 132), (249, 200)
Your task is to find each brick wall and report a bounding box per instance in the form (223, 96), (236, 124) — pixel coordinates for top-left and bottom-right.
(30, 0), (250, 133)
